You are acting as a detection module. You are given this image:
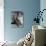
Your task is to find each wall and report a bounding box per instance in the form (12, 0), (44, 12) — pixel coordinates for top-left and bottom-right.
(4, 0), (40, 42)
(40, 0), (46, 27)
(40, 0), (46, 45)
(0, 0), (4, 42)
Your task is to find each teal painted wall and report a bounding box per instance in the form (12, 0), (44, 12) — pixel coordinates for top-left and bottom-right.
(4, 0), (40, 42)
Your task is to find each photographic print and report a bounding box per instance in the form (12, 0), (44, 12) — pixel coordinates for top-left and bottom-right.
(11, 11), (24, 27)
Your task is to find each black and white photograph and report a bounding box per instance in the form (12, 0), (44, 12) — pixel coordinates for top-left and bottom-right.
(11, 11), (24, 27)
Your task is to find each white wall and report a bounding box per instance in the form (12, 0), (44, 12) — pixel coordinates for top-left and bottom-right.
(0, 0), (4, 42)
(40, 0), (46, 27)
(40, 0), (46, 45)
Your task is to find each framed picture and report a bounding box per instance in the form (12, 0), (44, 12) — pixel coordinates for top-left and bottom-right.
(11, 11), (24, 28)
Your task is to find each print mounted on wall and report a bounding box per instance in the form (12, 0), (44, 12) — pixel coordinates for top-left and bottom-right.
(11, 11), (24, 27)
